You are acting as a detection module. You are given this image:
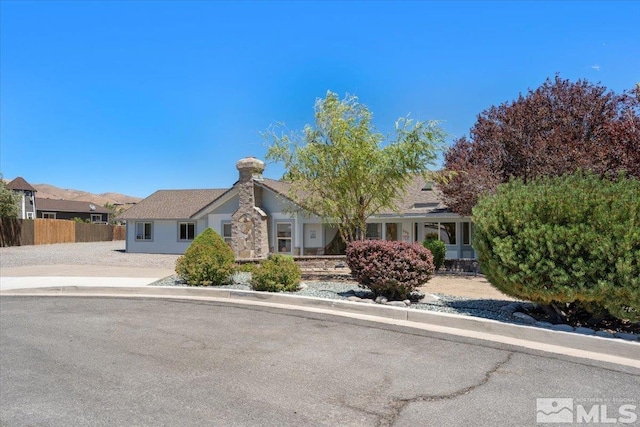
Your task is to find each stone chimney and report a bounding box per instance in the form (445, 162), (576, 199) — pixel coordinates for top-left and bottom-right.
(231, 157), (269, 259)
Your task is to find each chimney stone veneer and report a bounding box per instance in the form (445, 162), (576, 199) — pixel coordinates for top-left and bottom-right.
(231, 157), (269, 259)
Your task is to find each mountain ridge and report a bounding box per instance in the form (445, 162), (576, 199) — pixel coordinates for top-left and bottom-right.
(4, 179), (142, 207)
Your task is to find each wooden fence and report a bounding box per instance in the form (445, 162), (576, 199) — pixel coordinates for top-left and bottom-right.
(0, 218), (125, 247)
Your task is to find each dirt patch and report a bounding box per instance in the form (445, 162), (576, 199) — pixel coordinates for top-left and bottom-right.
(419, 274), (516, 301)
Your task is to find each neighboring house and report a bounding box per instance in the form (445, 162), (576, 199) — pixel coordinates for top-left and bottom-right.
(35, 198), (112, 223)
(119, 157), (475, 259)
(6, 177), (37, 219)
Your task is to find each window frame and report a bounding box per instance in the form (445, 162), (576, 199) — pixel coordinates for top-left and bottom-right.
(462, 222), (471, 245)
(275, 222), (293, 254)
(424, 222), (457, 245)
(365, 223), (382, 240)
(178, 222), (196, 241)
(222, 222), (232, 246)
(42, 212), (56, 219)
(135, 221), (153, 241)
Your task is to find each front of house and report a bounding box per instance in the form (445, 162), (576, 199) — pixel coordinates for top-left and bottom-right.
(118, 157), (475, 259)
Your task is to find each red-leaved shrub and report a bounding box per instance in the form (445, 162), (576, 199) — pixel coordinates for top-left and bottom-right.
(346, 240), (435, 300)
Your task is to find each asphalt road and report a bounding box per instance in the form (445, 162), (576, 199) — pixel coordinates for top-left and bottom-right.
(1, 297), (638, 427)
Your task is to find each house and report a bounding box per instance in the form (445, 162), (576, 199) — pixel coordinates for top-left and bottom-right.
(7, 176), (113, 222)
(35, 198), (112, 223)
(118, 157), (475, 259)
(6, 177), (37, 219)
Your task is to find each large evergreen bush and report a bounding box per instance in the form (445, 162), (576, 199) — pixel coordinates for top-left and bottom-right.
(346, 240), (434, 300)
(175, 228), (235, 286)
(473, 172), (640, 322)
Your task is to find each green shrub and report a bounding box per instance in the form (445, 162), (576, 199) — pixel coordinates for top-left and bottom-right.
(175, 228), (235, 286)
(422, 234), (446, 271)
(346, 240), (434, 300)
(251, 254), (301, 292)
(473, 172), (640, 322)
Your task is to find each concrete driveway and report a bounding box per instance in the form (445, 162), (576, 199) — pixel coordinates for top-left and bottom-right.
(2, 297), (638, 427)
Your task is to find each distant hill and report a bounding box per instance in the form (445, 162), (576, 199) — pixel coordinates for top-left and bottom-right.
(3, 178), (142, 207)
(32, 184), (142, 206)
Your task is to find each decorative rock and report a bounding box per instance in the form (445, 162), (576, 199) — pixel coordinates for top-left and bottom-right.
(595, 330), (615, 338)
(551, 324), (575, 332)
(535, 321), (554, 328)
(500, 303), (521, 314)
(403, 299), (411, 307)
(386, 301), (407, 307)
(347, 296), (362, 302)
(420, 294), (439, 304)
(574, 327), (596, 335)
(512, 312), (536, 324)
(298, 283), (309, 290)
(614, 332), (639, 341)
(375, 296), (388, 304)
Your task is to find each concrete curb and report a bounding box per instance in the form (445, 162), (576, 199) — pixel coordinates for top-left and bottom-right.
(2, 285), (639, 369)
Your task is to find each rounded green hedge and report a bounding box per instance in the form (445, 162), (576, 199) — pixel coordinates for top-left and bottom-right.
(422, 235), (446, 271)
(175, 228), (235, 286)
(251, 254), (301, 292)
(472, 172), (640, 322)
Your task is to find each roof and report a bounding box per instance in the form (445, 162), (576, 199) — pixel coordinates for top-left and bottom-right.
(36, 198), (112, 214)
(117, 189), (227, 220)
(377, 174), (448, 215)
(115, 175), (454, 221)
(259, 178), (292, 196)
(7, 177), (37, 192)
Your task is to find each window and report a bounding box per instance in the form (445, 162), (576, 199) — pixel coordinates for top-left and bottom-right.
(462, 222), (471, 245)
(91, 214), (103, 223)
(365, 223), (382, 240)
(424, 222), (457, 245)
(136, 222), (153, 241)
(222, 223), (232, 246)
(26, 212), (34, 219)
(276, 223), (292, 253)
(179, 222), (195, 241)
(42, 212), (56, 219)
(385, 223), (398, 241)
(440, 222), (456, 245)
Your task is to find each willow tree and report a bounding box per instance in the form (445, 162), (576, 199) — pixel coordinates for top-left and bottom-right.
(264, 91), (445, 243)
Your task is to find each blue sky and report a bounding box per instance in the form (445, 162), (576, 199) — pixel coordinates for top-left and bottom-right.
(1, 1), (638, 198)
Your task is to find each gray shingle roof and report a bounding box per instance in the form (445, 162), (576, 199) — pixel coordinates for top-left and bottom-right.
(7, 177), (37, 192)
(377, 174), (448, 215)
(116, 175), (451, 221)
(117, 189), (227, 220)
(36, 198), (112, 214)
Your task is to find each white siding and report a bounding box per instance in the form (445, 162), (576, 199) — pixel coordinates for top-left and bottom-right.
(125, 219), (207, 254)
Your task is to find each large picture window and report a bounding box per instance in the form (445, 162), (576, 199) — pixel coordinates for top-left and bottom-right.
(424, 222), (457, 245)
(178, 222), (195, 241)
(136, 222), (153, 241)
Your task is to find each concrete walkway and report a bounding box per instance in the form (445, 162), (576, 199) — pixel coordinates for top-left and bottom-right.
(0, 265), (173, 290)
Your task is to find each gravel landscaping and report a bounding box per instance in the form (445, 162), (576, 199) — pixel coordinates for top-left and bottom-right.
(3, 242), (637, 340)
(152, 274), (520, 323)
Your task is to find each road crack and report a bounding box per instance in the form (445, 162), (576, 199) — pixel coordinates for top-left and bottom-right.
(377, 351), (514, 427)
